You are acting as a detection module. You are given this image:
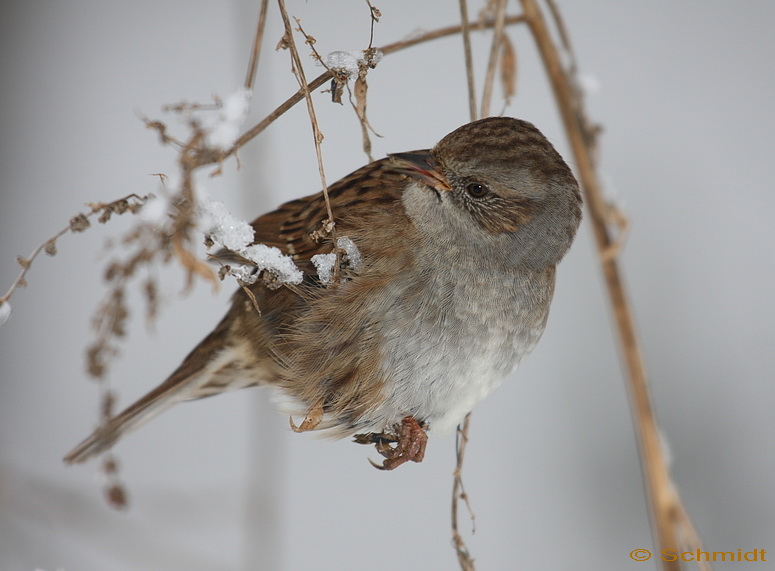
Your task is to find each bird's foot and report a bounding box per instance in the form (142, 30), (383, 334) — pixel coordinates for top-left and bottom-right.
(353, 416), (428, 470)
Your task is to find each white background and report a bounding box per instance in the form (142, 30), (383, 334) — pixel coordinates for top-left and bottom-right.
(1, 1), (773, 570)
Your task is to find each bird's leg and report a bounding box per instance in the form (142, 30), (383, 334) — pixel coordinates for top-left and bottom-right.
(289, 399), (324, 432)
(353, 416), (428, 470)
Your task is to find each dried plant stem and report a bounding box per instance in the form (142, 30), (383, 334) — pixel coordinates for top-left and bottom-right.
(452, 413), (476, 571)
(518, 1), (703, 569)
(380, 14), (525, 57)
(276, 0), (334, 230)
(479, 0), (508, 118)
(450, 3), (484, 568)
(228, 72), (331, 158)
(0, 194), (148, 307)
(244, 0), (270, 90)
(458, 0), (478, 122)
(1, 226), (69, 306)
(227, 14), (527, 159)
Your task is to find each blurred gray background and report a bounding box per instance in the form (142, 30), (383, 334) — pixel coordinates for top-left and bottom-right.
(1, 1), (773, 570)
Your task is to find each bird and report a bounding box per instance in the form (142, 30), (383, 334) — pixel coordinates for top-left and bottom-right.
(64, 116), (582, 470)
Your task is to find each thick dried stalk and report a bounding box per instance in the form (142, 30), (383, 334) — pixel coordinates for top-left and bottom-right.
(518, 1), (704, 569)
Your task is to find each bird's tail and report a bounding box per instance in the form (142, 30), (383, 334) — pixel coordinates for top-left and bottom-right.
(64, 312), (236, 464)
(63, 368), (207, 464)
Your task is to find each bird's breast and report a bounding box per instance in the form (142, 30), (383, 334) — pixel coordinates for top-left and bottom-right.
(372, 259), (555, 433)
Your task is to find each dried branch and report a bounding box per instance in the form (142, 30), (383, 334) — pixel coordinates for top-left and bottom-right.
(0, 194), (149, 310)
(479, 0), (508, 118)
(226, 14), (527, 160)
(293, 16), (383, 161)
(0, 192), (151, 507)
(452, 414), (476, 571)
(458, 0), (478, 121)
(518, 1), (706, 568)
(244, 0), (270, 90)
(449, 3), (484, 568)
(276, 0), (335, 238)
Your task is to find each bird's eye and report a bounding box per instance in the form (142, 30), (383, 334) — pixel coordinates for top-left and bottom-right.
(466, 182), (490, 198)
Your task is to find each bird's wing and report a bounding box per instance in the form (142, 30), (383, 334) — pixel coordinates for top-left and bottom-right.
(64, 157), (416, 464)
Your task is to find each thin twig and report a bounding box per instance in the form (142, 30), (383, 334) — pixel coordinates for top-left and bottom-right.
(1, 226), (69, 306)
(244, 0), (270, 90)
(0, 194), (148, 307)
(458, 0), (478, 122)
(479, 0), (508, 118)
(518, 1), (705, 569)
(452, 413), (476, 571)
(450, 4), (482, 568)
(366, 0), (380, 49)
(226, 14), (527, 159)
(276, 0), (335, 234)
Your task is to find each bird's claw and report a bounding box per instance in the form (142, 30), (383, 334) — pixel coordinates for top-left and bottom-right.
(354, 416), (428, 470)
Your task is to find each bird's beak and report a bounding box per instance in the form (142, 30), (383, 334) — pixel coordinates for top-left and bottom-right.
(389, 151), (452, 192)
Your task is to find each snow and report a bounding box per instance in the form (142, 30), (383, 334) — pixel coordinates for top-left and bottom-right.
(241, 244), (303, 285)
(577, 72), (601, 97)
(311, 252), (336, 285)
(139, 192), (172, 224)
(336, 236), (362, 272)
(323, 51), (361, 79)
(311, 236), (362, 285)
(198, 199), (303, 286)
(203, 87), (252, 149)
(322, 49), (383, 79)
(0, 301), (10, 326)
(199, 198), (255, 252)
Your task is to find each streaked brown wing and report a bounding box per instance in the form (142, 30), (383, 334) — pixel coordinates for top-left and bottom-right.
(248, 155), (422, 273)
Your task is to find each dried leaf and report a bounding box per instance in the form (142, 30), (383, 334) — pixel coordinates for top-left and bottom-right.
(112, 199), (130, 214)
(69, 213), (91, 232)
(351, 69), (382, 162)
(101, 390), (116, 419)
(368, 1), (381, 22)
(86, 343), (106, 378)
(275, 31), (291, 51)
(500, 33), (517, 103)
(144, 279), (158, 323)
(354, 76), (373, 160)
(105, 483), (128, 510)
(172, 234), (218, 292)
(330, 77), (346, 105)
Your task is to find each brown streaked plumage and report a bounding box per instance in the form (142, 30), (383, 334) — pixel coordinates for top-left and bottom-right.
(65, 117), (582, 469)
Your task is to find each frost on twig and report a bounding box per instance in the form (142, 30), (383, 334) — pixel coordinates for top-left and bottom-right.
(311, 236), (362, 285)
(294, 12), (384, 161)
(321, 49), (383, 85)
(202, 88), (253, 150)
(200, 198), (303, 288)
(321, 48), (384, 161)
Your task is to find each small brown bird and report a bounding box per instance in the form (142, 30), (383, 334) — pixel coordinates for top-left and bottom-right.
(65, 117), (582, 469)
